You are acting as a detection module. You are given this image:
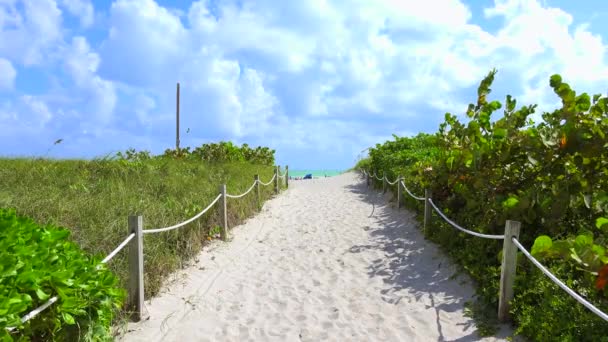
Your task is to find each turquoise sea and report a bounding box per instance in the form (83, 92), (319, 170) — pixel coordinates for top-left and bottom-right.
(287, 169), (345, 178)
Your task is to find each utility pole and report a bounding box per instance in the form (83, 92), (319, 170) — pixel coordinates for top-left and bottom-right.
(176, 82), (180, 152)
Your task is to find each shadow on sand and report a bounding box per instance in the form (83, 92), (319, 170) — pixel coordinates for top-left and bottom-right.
(342, 174), (515, 342)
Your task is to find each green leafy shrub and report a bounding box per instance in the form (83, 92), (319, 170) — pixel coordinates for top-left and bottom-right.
(156, 141), (275, 165)
(0, 208), (124, 341)
(361, 69), (608, 339)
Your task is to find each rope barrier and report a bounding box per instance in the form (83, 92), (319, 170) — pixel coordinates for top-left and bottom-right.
(375, 174), (383, 181)
(400, 181), (425, 201)
(5, 296), (59, 332)
(258, 174), (276, 186)
(226, 181), (257, 199)
(143, 194), (222, 234)
(428, 199), (505, 240)
(8, 168), (286, 334)
(386, 177), (400, 185)
(101, 233), (136, 264)
(512, 238), (608, 322)
(367, 168), (608, 324)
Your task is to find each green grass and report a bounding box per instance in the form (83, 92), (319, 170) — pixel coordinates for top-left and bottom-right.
(0, 157), (283, 328)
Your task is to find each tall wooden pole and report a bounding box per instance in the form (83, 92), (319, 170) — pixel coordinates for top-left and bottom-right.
(176, 82), (180, 151)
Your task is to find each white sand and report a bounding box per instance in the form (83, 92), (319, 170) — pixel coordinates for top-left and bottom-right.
(119, 172), (514, 342)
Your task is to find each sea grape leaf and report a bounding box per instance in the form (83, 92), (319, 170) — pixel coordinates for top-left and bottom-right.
(531, 235), (553, 256)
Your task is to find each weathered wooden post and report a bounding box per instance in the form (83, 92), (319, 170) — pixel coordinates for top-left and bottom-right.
(219, 184), (228, 241)
(176, 82), (180, 151)
(397, 176), (402, 209)
(275, 165), (279, 194)
(424, 189), (432, 233)
(286, 165), (289, 188)
(383, 172), (387, 193)
(498, 220), (521, 322)
(128, 215), (144, 321)
(254, 174), (260, 209)
(366, 171), (370, 187)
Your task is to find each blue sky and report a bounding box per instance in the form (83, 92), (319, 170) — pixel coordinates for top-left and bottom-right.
(1, 0), (607, 170)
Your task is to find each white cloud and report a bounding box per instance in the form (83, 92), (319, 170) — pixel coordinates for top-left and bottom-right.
(20, 95), (53, 127)
(64, 36), (117, 124)
(0, 0), (63, 66)
(100, 0), (190, 86)
(2, 0), (608, 168)
(0, 58), (16, 90)
(483, 0), (608, 112)
(60, 0), (94, 28)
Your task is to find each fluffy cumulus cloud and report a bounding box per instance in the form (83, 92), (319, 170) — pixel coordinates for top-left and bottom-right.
(0, 0), (63, 66)
(0, 0), (607, 167)
(0, 58), (16, 90)
(60, 0), (94, 28)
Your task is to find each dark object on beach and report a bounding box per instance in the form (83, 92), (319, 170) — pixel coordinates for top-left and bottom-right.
(303, 174), (313, 179)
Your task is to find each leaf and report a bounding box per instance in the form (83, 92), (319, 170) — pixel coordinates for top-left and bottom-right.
(62, 312), (76, 325)
(531, 235), (553, 256)
(583, 194), (592, 209)
(494, 128), (507, 139)
(574, 234), (593, 248)
(575, 93), (591, 111)
(570, 249), (584, 265)
(595, 217), (608, 230)
(549, 74), (562, 88)
(36, 288), (50, 301)
(502, 196), (519, 209)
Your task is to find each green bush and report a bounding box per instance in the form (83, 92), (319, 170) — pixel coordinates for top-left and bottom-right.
(0, 208), (124, 341)
(361, 70), (608, 339)
(154, 141), (275, 165)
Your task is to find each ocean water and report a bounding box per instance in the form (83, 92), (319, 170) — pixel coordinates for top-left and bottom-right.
(287, 169), (345, 178)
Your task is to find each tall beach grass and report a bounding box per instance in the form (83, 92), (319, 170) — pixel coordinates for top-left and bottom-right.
(0, 156), (282, 309)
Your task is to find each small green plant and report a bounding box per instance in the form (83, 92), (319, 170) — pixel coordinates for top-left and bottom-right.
(208, 225), (222, 240)
(0, 208), (125, 340)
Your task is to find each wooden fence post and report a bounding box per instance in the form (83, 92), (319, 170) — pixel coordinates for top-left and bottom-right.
(219, 184), (228, 241)
(254, 174), (260, 209)
(397, 176), (402, 209)
(286, 165), (289, 188)
(275, 165), (279, 194)
(383, 172), (387, 193)
(498, 220), (521, 322)
(128, 215), (144, 321)
(366, 171), (370, 187)
(424, 189), (432, 234)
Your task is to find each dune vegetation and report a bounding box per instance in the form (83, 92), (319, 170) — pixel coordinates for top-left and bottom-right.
(358, 70), (608, 340)
(0, 142), (283, 340)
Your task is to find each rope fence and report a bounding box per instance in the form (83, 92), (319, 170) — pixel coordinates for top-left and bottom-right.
(226, 181), (257, 199)
(361, 168), (608, 323)
(400, 180), (425, 201)
(428, 199), (504, 240)
(258, 174), (276, 186)
(6, 166), (288, 333)
(143, 194), (222, 234)
(386, 176), (400, 185)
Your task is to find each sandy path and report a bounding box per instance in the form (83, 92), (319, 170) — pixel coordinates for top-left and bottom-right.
(119, 172), (513, 342)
